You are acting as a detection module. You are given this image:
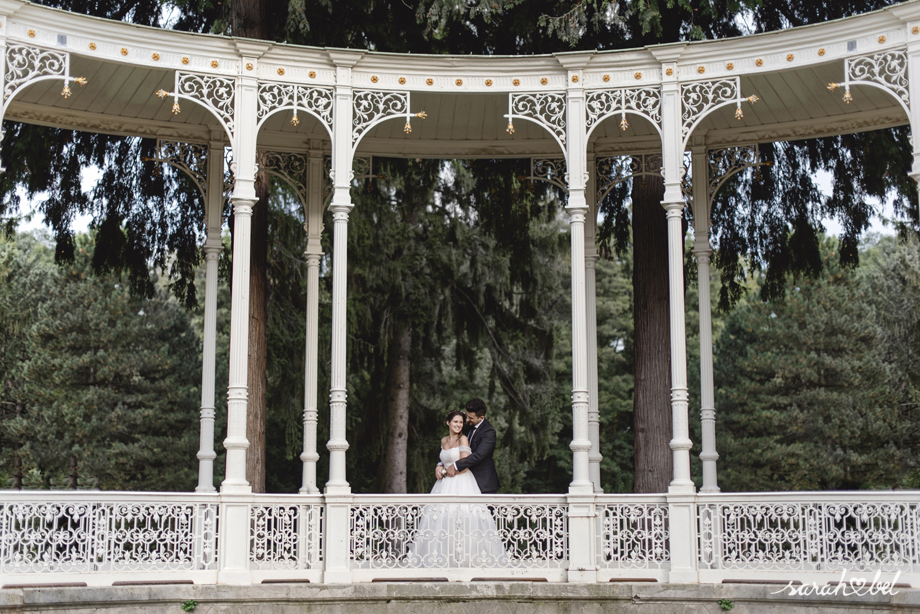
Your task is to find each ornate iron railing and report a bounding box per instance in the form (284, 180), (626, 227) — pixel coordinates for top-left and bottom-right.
(249, 497), (324, 571)
(697, 492), (920, 582)
(0, 493), (218, 576)
(349, 495), (567, 580)
(596, 495), (670, 578)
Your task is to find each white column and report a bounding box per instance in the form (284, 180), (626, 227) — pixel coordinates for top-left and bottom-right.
(323, 51), (362, 585)
(559, 56), (597, 584)
(196, 140), (225, 493)
(584, 152), (603, 493)
(906, 31), (920, 193)
(657, 54), (698, 584)
(300, 143), (324, 495)
(218, 56), (260, 586)
(658, 66), (694, 495)
(691, 143), (720, 493)
(325, 62), (355, 496)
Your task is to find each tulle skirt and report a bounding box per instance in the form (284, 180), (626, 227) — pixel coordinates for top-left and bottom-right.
(406, 471), (507, 567)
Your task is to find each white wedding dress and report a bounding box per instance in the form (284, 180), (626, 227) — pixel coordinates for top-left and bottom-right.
(406, 445), (507, 567)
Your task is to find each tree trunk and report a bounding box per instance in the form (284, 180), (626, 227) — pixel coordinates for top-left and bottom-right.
(382, 321), (412, 493)
(230, 1), (269, 493)
(632, 174), (673, 493)
(246, 174), (270, 493)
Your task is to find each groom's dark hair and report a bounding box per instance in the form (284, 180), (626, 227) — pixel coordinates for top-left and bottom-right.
(465, 398), (487, 417)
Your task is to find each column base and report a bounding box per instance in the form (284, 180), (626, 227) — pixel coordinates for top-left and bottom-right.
(567, 569), (598, 583)
(667, 568), (699, 584)
(195, 485), (217, 493)
(217, 570), (252, 585)
(322, 569), (353, 583)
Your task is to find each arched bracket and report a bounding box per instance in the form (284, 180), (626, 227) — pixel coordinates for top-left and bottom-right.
(155, 72), (235, 142)
(147, 140), (209, 201)
(257, 150), (309, 209)
(827, 50), (910, 116)
(505, 92), (567, 157)
(0, 44), (86, 172)
(585, 87), (662, 140)
(708, 144), (768, 207)
(681, 78), (758, 150)
(529, 158), (568, 191)
(257, 82), (334, 137)
(352, 90), (426, 154)
(596, 151), (691, 207)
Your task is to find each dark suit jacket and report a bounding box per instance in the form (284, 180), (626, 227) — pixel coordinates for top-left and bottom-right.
(455, 419), (500, 494)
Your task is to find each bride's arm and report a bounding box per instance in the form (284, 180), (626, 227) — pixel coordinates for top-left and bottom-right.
(457, 436), (471, 472)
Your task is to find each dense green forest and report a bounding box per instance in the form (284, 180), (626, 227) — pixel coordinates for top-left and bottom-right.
(3, 194), (918, 492)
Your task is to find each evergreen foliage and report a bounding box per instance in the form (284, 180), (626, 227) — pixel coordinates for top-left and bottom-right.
(0, 232), (200, 490)
(715, 237), (914, 491)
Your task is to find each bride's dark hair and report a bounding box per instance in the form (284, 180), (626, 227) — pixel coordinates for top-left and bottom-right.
(445, 409), (466, 424)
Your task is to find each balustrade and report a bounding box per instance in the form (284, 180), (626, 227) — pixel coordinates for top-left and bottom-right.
(1, 491), (917, 586)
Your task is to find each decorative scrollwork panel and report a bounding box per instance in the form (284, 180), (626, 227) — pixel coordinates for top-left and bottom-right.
(530, 158), (567, 191)
(149, 140), (209, 201)
(177, 73), (236, 137)
(257, 150), (308, 207)
(250, 504), (324, 570)
(846, 50), (909, 108)
(708, 144), (761, 205)
(509, 93), (566, 148)
(4, 44), (68, 106)
(0, 501), (218, 574)
(698, 501), (920, 573)
(585, 88), (661, 132)
(596, 153), (690, 204)
(350, 501), (567, 570)
(352, 91), (409, 147)
(681, 78), (739, 142)
(1, 502), (95, 573)
(258, 83), (333, 130)
(597, 503), (670, 570)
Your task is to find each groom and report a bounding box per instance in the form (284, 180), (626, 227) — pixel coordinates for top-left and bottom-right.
(441, 398), (499, 494)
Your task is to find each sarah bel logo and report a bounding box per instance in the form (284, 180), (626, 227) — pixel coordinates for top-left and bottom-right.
(771, 569), (902, 597)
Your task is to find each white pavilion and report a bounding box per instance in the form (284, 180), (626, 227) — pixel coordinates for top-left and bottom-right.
(0, 0), (918, 603)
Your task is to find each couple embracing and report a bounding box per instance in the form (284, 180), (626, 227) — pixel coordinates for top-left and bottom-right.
(408, 398), (505, 566)
(432, 398), (499, 495)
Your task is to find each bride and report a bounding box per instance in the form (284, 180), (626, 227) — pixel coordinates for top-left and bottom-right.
(407, 410), (506, 568)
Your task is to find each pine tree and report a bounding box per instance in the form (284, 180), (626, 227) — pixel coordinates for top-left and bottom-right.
(1, 233), (200, 490)
(715, 237), (909, 491)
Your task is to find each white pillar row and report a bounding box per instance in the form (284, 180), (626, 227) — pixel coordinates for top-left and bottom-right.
(218, 50), (262, 586)
(655, 51), (698, 584)
(195, 138), (225, 493)
(584, 150), (603, 493)
(690, 141), (720, 494)
(300, 142), (325, 495)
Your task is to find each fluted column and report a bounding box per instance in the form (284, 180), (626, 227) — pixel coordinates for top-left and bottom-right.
(653, 48), (698, 585)
(907, 39), (920, 202)
(196, 242), (221, 492)
(585, 152), (603, 493)
(691, 144), (720, 493)
(196, 140), (226, 494)
(300, 144), (324, 495)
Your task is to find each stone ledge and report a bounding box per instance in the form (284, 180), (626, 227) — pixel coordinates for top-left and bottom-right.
(0, 582), (917, 614)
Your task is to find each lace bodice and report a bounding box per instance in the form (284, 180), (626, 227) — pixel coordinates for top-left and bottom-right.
(439, 445), (471, 465)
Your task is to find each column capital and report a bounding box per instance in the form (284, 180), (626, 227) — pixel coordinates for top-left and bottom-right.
(231, 198), (255, 216)
(662, 202), (684, 217)
(330, 203), (353, 218)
